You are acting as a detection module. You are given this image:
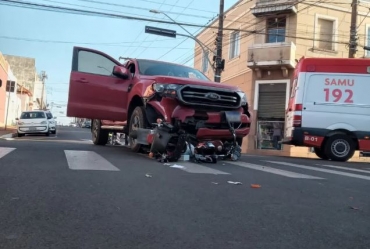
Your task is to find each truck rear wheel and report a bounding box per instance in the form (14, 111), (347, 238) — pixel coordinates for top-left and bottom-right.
(313, 147), (329, 160)
(129, 106), (148, 152)
(324, 134), (355, 162)
(92, 119), (109, 145)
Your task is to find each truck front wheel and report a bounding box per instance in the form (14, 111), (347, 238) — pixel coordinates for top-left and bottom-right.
(92, 119), (109, 145)
(313, 147), (329, 160)
(129, 106), (148, 152)
(324, 134), (355, 162)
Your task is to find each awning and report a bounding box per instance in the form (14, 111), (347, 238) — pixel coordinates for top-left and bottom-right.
(251, 4), (297, 17)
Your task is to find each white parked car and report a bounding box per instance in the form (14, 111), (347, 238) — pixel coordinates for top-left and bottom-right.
(16, 111), (50, 137)
(44, 110), (57, 134)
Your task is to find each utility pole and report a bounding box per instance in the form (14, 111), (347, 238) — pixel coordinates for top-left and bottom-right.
(40, 71), (47, 110)
(214, 0), (225, 82)
(349, 0), (358, 58)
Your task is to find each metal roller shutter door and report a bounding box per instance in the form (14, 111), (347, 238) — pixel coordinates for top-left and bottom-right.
(258, 84), (286, 119)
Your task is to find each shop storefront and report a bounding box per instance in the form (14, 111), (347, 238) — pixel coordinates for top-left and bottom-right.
(253, 80), (290, 151)
(256, 121), (285, 150)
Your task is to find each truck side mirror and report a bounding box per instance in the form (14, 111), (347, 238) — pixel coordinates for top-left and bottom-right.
(113, 65), (129, 79)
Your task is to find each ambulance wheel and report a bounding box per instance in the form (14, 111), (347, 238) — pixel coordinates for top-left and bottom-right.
(129, 106), (148, 153)
(92, 119), (109, 145)
(324, 134), (355, 162)
(313, 147), (329, 160)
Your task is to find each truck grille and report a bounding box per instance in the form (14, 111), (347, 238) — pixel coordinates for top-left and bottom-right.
(178, 85), (241, 108)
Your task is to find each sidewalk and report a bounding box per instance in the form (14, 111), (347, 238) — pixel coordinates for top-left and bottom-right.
(0, 126), (17, 138)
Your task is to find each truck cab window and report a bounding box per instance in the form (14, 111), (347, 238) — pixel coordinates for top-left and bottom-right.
(78, 51), (116, 76)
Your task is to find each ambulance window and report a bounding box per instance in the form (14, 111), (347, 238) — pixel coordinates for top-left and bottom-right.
(290, 78), (297, 98)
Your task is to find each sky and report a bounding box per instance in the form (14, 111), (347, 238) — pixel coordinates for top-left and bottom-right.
(0, 0), (238, 124)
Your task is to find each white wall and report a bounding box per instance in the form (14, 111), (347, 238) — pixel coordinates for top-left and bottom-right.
(32, 80), (46, 110)
(4, 67), (18, 126)
(16, 91), (31, 118)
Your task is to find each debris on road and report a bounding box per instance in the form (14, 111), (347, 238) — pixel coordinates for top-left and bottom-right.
(170, 164), (185, 169)
(211, 182), (219, 185)
(163, 163), (171, 166)
(145, 174), (152, 178)
(227, 181), (242, 185)
(250, 184), (261, 188)
(350, 206), (360, 210)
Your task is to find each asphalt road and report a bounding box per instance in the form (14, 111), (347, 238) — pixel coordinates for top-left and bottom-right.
(0, 126), (369, 249)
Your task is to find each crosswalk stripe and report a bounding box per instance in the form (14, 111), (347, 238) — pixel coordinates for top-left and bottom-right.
(227, 161), (324, 179)
(266, 161), (370, 181)
(0, 147), (16, 159)
(168, 162), (230, 175)
(64, 150), (120, 171)
(317, 164), (370, 174)
(80, 139), (93, 143)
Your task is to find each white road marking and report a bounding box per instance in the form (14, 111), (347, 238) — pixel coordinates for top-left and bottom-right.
(168, 162), (229, 175)
(227, 161), (324, 179)
(316, 164), (370, 174)
(0, 147), (16, 159)
(0, 133), (15, 139)
(242, 154), (267, 158)
(266, 161), (370, 181)
(80, 139), (93, 143)
(64, 150), (120, 171)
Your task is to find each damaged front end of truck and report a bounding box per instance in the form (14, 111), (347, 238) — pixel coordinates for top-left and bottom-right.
(130, 81), (252, 164)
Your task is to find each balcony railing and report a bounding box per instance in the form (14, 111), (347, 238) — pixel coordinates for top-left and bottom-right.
(247, 42), (296, 69)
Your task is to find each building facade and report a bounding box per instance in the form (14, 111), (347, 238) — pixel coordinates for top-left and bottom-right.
(16, 84), (32, 118)
(4, 55), (39, 111)
(4, 67), (18, 126)
(194, 0), (370, 157)
(0, 52), (9, 126)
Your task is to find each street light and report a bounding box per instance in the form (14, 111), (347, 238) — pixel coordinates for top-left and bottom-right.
(149, 10), (215, 72)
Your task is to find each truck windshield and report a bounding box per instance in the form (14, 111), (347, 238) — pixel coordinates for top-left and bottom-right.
(137, 59), (210, 81)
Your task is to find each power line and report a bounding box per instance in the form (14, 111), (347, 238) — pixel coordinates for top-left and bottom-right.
(75, 0), (212, 19)
(135, 0), (182, 59)
(134, 0), (217, 14)
(0, 0), (311, 34)
(0, 35), (187, 46)
(0, 36), (193, 50)
(39, 0), (173, 21)
(0, 0), (210, 27)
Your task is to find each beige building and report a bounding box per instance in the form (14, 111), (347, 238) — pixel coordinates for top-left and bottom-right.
(4, 55), (46, 110)
(194, 0), (370, 158)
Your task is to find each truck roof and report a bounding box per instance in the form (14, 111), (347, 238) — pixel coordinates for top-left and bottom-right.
(296, 57), (370, 75)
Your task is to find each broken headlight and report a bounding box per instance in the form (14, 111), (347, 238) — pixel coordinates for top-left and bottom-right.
(237, 91), (247, 106)
(152, 83), (183, 98)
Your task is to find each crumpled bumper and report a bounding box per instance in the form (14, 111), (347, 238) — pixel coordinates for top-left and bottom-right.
(171, 105), (251, 139)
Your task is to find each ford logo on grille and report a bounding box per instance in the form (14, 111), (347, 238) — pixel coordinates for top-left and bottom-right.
(205, 92), (220, 100)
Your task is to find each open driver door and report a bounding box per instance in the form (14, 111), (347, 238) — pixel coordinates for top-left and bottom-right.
(67, 46), (130, 121)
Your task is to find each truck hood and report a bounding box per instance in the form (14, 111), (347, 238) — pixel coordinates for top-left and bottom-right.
(140, 75), (242, 91)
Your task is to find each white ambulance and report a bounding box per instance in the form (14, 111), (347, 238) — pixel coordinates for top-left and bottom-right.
(282, 57), (370, 162)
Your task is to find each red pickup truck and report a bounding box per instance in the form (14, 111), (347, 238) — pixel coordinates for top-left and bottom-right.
(67, 47), (251, 162)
